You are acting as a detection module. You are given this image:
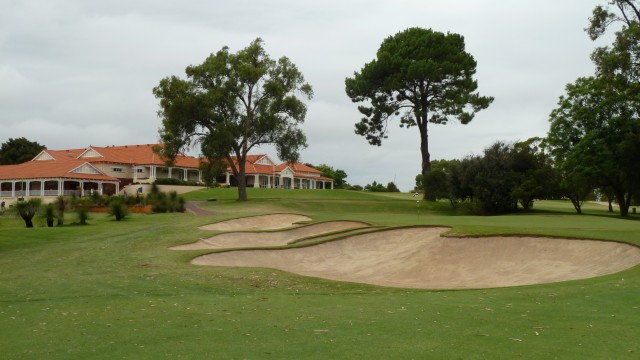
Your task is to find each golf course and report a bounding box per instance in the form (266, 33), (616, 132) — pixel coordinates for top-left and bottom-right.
(2, 188), (640, 359)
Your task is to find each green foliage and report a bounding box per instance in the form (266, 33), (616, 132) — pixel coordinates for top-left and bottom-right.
(424, 169), (451, 201)
(2, 191), (640, 359)
(145, 184), (186, 213)
(41, 203), (55, 227)
(308, 163), (348, 187)
(471, 142), (520, 214)
(76, 207), (89, 225)
(199, 158), (225, 187)
(0, 137), (46, 165)
(546, 76), (640, 216)
(420, 140), (559, 214)
(587, 1), (640, 40)
(345, 27), (493, 175)
(14, 198), (41, 228)
(386, 181), (400, 192)
(364, 181), (387, 192)
(54, 196), (66, 226)
(153, 38), (313, 201)
(108, 198), (129, 221)
(153, 178), (199, 186)
(510, 138), (560, 210)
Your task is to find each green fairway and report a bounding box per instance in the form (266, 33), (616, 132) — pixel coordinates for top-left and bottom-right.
(1, 189), (639, 359)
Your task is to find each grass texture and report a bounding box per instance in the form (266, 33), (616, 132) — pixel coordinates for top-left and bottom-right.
(1, 189), (639, 359)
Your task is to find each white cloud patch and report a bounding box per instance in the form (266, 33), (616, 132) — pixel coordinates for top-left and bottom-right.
(0, 0), (613, 191)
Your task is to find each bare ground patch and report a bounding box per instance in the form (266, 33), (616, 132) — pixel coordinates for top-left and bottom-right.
(192, 227), (640, 289)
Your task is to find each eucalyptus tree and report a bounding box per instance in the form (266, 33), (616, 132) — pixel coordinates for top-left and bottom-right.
(345, 27), (493, 182)
(154, 38), (313, 201)
(547, 77), (640, 216)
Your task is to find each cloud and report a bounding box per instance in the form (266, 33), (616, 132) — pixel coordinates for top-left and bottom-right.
(0, 0), (612, 191)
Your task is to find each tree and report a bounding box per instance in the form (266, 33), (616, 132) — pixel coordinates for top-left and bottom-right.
(14, 199), (41, 228)
(345, 27), (493, 180)
(386, 181), (400, 192)
(0, 137), (45, 165)
(422, 159), (462, 207)
(510, 138), (560, 210)
(423, 169), (451, 204)
(471, 142), (519, 214)
(154, 38), (313, 201)
(546, 77), (640, 216)
(310, 164), (348, 187)
(587, 0), (640, 40)
(364, 181), (387, 192)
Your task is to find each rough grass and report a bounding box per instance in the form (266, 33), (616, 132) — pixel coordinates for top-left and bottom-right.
(1, 190), (639, 359)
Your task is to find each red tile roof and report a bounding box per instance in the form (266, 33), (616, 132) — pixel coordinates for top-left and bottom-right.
(0, 160), (118, 181)
(228, 157), (333, 181)
(81, 144), (201, 168)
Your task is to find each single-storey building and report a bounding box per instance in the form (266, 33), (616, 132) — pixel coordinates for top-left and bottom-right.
(0, 144), (333, 202)
(221, 154), (335, 189)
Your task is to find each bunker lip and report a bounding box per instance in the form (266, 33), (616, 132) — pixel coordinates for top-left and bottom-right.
(172, 220), (370, 250)
(197, 213), (312, 232)
(191, 226), (640, 290)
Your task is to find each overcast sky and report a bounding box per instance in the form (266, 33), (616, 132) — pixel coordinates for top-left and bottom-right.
(1, 1), (613, 191)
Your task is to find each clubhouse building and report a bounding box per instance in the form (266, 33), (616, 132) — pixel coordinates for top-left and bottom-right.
(0, 144), (334, 201)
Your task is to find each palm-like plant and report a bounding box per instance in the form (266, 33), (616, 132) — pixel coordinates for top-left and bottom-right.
(14, 199), (41, 228)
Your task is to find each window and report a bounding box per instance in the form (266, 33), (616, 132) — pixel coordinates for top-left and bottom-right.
(112, 168), (123, 173)
(136, 168), (144, 173)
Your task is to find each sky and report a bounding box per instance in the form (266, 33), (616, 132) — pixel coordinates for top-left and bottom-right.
(0, 0), (614, 191)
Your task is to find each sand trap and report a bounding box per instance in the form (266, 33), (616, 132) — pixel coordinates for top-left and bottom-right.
(172, 221), (369, 250)
(198, 214), (311, 231)
(193, 227), (640, 289)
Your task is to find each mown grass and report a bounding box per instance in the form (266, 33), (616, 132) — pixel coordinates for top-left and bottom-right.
(1, 190), (639, 359)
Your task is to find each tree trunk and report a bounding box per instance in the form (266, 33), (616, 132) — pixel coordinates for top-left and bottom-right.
(47, 219), (54, 227)
(419, 121), (436, 201)
(236, 162), (248, 202)
(419, 122), (431, 176)
(24, 217), (34, 228)
(615, 190), (630, 216)
(569, 198), (582, 214)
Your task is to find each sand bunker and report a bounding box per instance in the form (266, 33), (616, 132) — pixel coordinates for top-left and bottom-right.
(193, 227), (640, 289)
(172, 221), (369, 250)
(198, 214), (311, 232)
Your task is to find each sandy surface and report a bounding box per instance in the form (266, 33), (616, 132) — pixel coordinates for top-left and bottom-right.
(172, 221), (369, 250)
(192, 227), (640, 289)
(198, 214), (311, 231)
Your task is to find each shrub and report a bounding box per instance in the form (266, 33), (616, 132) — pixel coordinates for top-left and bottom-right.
(42, 203), (55, 227)
(14, 198), (41, 228)
(54, 196), (66, 226)
(154, 178), (199, 186)
(76, 207), (89, 225)
(108, 199), (129, 221)
(145, 184), (187, 213)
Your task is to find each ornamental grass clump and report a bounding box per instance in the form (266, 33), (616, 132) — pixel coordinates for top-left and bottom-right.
(108, 199), (129, 221)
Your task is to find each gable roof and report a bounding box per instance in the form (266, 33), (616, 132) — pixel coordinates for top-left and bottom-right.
(226, 157), (333, 181)
(80, 144), (201, 168)
(0, 159), (117, 181)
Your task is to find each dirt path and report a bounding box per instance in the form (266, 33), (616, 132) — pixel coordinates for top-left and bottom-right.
(185, 201), (215, 216)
